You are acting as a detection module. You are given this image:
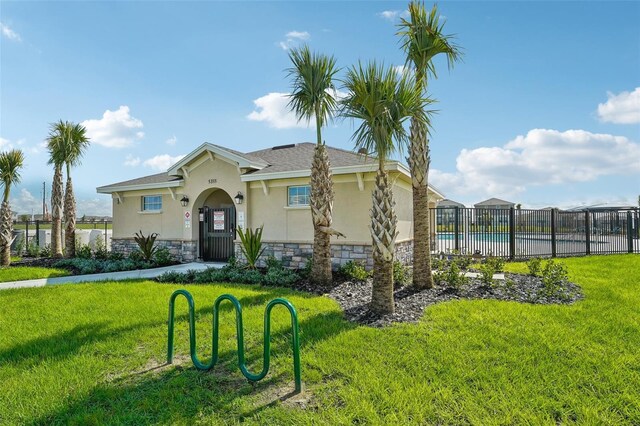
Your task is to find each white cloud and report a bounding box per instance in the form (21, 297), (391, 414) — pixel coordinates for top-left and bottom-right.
(10, 188), (41, 215)
(82, 106), (144, 148)
(430, 128), (640, 199)
(278, 30), (310, 50)
(142, 154), (186, 171)
(378, 10), (409, 21)
(123, 154), (141, 167)
(1, 22), (21, 42)
(76, 197), (112, 216)
(247, 92), (310, 129)
(166, 135), (177, 145)
(0, 137), (12, 149)
(597, 87), (640, 124)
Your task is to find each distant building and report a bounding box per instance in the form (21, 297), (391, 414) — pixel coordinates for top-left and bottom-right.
(473, 197), (515, 210)
(436, 199), (465, 230)
(473, 198), (516, 228)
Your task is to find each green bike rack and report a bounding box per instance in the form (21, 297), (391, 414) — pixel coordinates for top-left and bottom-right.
(167, 289), (302, 393)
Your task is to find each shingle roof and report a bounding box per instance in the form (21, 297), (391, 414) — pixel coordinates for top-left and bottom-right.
(474, 197), (515, 206)
(246, 142), (375, 176)
(97, 172), (182, 191)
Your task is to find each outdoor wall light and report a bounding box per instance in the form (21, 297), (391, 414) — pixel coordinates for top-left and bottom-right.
(180, 195), (189, 207)
(234, 192), (244, 204)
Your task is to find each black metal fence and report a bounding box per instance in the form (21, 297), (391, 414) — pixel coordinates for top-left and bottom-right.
(11, 219), (113, 253)
(434, 207), (640, 259)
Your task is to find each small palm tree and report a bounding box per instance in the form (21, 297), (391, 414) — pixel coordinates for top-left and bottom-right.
(287, 45), (343, 286)
(341, 62), (427, 315)
(398, 1), (461, 289)
(62, 123), (90, 257)
(47, 120), (70, 258)
(0, 149), (25, 266)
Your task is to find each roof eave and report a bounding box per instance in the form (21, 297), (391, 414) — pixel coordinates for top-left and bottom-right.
(167, 142), (268, 176)
(96, 179), (184, 194)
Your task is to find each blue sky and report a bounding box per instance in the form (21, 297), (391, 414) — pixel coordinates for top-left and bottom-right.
(1, 1), (639, 216)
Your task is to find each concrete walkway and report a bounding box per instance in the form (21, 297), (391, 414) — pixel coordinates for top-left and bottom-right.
(0, 262), (226, 291)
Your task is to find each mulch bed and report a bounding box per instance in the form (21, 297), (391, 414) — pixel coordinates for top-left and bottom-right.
(293, 273), (583, 328)
(11, 257), (62, 268)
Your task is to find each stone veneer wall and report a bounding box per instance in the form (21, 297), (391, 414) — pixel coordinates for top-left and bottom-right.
(235, 239), (414, 271)
(111, 238), (197, 263)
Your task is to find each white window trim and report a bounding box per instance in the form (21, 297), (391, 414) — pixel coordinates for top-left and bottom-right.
(141, 195), (163, 212)
(287, 185), (311, 207)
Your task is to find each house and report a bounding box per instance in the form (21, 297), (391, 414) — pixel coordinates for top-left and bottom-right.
(97, 142), (445, 269)
(435, 199), (465, 231)
(473, 197), (516, 228)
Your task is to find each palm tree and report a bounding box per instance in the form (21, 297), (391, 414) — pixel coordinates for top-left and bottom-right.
(47, 120), (70, 258)
(62, 123), (90, 257)
(287, 45), (342, 286)
(47, 121), (90, 258)
(341, 62), (426, 315)
(398, 1), (461, 289)
(0, 149), (25, 266)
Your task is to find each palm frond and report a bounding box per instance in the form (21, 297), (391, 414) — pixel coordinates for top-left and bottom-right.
(398, 1), (462, 86)
(46, 120), (90, 168)
(0, 149), (26, 201)
(286, 45), (340, 135)
(340, 61), (428, 163)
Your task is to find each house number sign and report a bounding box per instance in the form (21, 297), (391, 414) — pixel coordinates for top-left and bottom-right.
(208, 179), (217, 184)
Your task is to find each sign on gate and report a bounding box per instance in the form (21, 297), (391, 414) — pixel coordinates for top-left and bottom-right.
(213, 210), (225, 230)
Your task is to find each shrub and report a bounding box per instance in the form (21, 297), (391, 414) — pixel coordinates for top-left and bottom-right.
(339, 260), (370, 281)
(153, 247), (174, 267)
(265, 255), (283, 271)
(108, 251), (124, 261)
(76, 244), (93, 259)
(262, 268), (300, 287)
(94, 237), (108, 260)
(393, 260), (410, 286)
(237, 226), (266, 268)
(527, 257), (543, 276)
(485, 256), (505, 273)
(478, 261), (496, 287)
(133, 230), (159, 262)
(444, 262), (468, 291)
(541, 260), (569, 299)
(129, 249), (144, 262)
(300, 257), (313, 278)
(13, 236), (25, 255)
(40, 244), (52, 258)
(26, 239), (40, 257)
(454, 253), (474, 271)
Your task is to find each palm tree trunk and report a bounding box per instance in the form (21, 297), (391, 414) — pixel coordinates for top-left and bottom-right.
(0, 200), (13, 266)
(409, 117), (433, 289)
(310, 144), (334, 286)
(369, 167), (397, 315)
(51, 165), (64, 257)
(64, 169), (76, 258)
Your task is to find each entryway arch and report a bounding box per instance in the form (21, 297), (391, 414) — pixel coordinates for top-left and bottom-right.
(193, 188), (236, 261)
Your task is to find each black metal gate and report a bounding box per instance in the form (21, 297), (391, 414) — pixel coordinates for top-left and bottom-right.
(199, 206), (236, 261)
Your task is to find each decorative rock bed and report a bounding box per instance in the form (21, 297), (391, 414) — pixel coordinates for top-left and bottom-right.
(294, 273), (583, 328)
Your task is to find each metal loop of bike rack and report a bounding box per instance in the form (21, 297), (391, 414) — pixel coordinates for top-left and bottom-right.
(167, 289), (302, 393)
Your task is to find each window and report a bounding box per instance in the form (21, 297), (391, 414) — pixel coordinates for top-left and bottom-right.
(142, 195), (162, 211)
(288, 185), (310, 206)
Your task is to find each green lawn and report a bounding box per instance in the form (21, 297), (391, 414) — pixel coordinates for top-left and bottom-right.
(0, 266), (69, 282)
(0, 255), (638, 424)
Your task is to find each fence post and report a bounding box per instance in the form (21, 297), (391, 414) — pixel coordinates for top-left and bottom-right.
(627, 211), (633, 254)
(551, 209), (557, 258)
(35, 220), (40, 247)
(25, 220), (29, 253)
(509, 207), (515, 260)
(585, 211), (591, 255)
(454, 207), (460, 253)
